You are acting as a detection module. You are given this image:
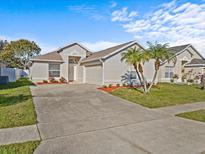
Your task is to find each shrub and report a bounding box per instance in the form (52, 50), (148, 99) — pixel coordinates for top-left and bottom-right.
(170, 79), (174, 83)
(59, 77), (67, 83)
(122, 83), (127, 87)
(182, 74), (187, 80)
(194, 75), (200, 80)
(187, 79), (194, 83)
(103, 85), (107, 88)
(173, 74), (179, 79)
(116, 83), (120, 87)
(49, 77), (58, 83)
(43, 80), (48, 83)
(108, 84), (112, 88)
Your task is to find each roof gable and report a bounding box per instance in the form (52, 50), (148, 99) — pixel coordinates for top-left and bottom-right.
(57, 43), (91, 55)
(162, 44), (204, 65)
(169, 44), (204, 59)
(31, 42), (91, 62)
(81, 41), (143, 63)
(169, 44), (190, 54)
(31, 51), (63, 62)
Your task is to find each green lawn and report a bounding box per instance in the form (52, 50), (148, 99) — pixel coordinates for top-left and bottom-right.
(0, 140), (40, 154)
(110, 83), (205, 108)
(0, 78), (37, 128)
(177, 109), (205, 123)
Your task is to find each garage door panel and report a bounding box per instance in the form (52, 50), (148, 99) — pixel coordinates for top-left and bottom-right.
(85, 65), (102, 85)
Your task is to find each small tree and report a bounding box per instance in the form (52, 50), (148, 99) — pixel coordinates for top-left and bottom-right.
(146, 42), (176, 92)
(0, 39), (41, 69)
(121, 47), (143, 85)
(121, 47), (150, 93)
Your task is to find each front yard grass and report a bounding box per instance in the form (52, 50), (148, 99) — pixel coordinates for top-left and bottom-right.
(177, 110), (205, 123)
(110, 83), (205, 108)
(0, 140), (40, 154)
(0, 78), (37, 128)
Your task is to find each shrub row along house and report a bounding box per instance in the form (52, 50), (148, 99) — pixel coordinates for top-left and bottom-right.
(30, 41), (205, 85)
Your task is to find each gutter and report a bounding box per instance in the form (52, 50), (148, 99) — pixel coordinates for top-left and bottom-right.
(30, 59), (64, 63)
(184, 64), (205, 67)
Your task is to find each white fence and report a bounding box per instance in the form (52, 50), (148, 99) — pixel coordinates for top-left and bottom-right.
(0, 68), (28, 82)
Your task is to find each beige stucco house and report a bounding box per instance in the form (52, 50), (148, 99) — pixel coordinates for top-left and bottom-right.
(30, 41), (205, 85)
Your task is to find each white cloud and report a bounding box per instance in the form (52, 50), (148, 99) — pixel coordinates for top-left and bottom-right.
(111, 1), (205, 56)
(111, 7), (138, 22)
(110, 1), (117, 8)
(81, 41), (119, 51)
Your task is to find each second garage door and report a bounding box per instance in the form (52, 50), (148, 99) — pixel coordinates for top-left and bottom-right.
(85, 65), (103, 85)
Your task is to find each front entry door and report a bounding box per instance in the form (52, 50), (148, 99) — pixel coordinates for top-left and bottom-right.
(68, 56), (81, 81)
(68, 64), (74, 81)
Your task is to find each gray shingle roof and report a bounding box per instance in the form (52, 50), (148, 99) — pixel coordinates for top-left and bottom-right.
(31, 42), (92, 62)
(31, 51), (64, 62)
(81, 41), (135, 63)
(185, 58), (205, 66)
(169, 44), (190, 54)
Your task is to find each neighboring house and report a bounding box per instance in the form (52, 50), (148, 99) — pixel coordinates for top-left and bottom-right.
(0, 60), (7, 76)
(159, 44), (205, 82)
(30, 41), (205, 85)
(0, 60), (7, 68)
(0, 61), (25, 82)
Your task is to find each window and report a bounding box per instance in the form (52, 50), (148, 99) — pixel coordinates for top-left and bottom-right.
(49, 64), (60, 77)
(165, 66), (174, 78)
(69, 56), (80, 64)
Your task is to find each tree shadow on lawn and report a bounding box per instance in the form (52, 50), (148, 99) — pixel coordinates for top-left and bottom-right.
(0, 94), (31, 107)
(0, 78), (35, 90)
(127, 87), (145, 94)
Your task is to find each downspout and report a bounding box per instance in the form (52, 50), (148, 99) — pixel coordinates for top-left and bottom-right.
(100, 59), (104, 85)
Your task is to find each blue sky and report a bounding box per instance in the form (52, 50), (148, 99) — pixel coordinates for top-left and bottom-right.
(1, 0), (205, 55)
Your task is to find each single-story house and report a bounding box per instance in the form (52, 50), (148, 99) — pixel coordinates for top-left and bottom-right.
(30, 41), (205, 85)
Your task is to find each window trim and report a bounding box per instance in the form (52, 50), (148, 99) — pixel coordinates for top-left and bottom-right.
(165, 66), (174, 78)
(48, 63), (60, 78)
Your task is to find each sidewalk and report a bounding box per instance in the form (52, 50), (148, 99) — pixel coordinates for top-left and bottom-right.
(0, 125), (40, 145)
(154, 102), (205, 115)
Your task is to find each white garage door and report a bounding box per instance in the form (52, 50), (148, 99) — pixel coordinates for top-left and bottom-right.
(85, 65), (102, 85)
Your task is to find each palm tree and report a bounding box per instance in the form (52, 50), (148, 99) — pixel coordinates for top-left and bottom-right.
(121, 47), (150, 92)
(146, 42), (176, 92)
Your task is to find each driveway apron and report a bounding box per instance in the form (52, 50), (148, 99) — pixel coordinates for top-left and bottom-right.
(31, 84), (205, 154)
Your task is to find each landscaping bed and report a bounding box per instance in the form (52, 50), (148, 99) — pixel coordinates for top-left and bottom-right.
(36, 82), (68, 85)
(98, 86), (126, 92)
(0, 78), (37, 128)
(176, 109), (205, 123)
(110, 83), (205, 108)
(36, 77), (68, 85)
(0, 140), (40, 154)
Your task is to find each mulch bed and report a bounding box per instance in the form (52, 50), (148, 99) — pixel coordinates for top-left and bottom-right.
(98, 86), (127, 92)
(36, 82), (68, 85)
(98, 85), (145, 92)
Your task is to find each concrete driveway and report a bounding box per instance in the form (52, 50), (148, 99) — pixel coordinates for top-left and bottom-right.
(31, 84), (205, 154)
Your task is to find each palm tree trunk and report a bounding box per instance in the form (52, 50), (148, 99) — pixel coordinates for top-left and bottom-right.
(138, 64), (148, 93)
(140, 72), (148, 93)
(147, 70), (158, 92)
(133, 64), (143, 85)
(147, 60), (160, 92)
